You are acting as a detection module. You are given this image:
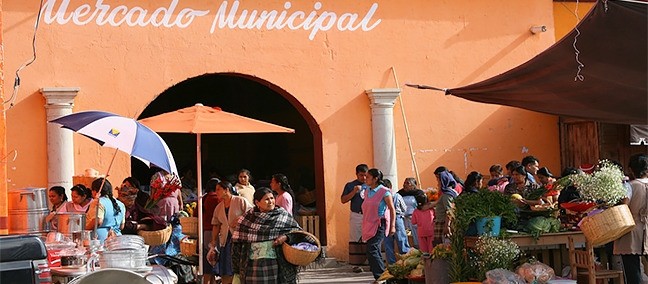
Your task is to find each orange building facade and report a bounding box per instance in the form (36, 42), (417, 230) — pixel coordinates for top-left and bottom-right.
(0, 0), (594, 259)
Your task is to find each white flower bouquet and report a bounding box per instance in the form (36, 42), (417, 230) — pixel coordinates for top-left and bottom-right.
(475, 236), (520, 277)
(570, 160), (626, 207)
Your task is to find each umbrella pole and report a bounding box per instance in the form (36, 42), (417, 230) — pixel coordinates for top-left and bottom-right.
(94, 147), (119, 240)
(196, 134), (204, 279)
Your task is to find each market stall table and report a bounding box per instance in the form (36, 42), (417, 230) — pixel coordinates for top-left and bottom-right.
(464, 231), (600, 274)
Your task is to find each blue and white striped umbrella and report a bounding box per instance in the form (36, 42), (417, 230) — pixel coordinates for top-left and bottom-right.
(50, 111), (178, 176)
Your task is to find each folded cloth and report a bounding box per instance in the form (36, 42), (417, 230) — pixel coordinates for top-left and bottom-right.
(291, 242), (319, 252)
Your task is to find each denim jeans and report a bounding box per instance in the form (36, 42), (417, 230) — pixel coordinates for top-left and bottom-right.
(384, 216), (410, 264)
(366, 219), (387, 280)
(404, 216), (419, 248)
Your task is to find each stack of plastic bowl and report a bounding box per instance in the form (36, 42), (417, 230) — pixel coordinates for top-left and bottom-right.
(100, 235), (149, 270)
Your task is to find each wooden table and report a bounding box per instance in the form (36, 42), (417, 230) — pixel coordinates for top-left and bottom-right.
(465, 231), (592, 274)
(465, 231), (586, 248)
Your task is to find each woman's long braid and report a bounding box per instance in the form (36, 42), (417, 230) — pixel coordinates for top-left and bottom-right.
(94, 178), (121, 216)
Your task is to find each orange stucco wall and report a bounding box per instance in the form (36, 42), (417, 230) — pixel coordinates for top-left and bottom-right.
(553, 2), (596, 39)
(0, 0), (7, 235)
(3, 0), (562, 259)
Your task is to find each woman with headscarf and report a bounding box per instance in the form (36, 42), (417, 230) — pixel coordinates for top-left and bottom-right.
(433, 167), (458, 246)
(361, 168), (396, 283)
(121, 177), (149, 208)
(118, 179), (165, 236)
(150, 170), (182, 221)
(208, 181), (252, 284)
(85, 178), (126, 242)
(45, 186), (69, 230)
(231, 187), (301, 284)
(398, 177), (424, 248)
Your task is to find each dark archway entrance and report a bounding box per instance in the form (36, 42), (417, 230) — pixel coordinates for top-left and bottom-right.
(132, 73), (326, 244)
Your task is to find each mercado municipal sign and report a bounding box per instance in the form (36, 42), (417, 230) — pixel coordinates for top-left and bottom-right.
(41, 0), (382, 40)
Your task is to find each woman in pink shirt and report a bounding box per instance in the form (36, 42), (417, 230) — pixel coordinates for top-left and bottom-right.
(411, 194), (435, 253)
(361, 168), (396, 283)
(270, 173), (296, 216)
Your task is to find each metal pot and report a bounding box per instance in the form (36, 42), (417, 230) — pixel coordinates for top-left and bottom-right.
(8, 208), (49, 234)
(57, 213), (86, 234)
(60, 255), (86, 267)
(59, 248), (87, 267)
(8, 187), (49, 211)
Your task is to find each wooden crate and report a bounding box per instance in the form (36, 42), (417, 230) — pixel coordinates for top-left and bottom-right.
(297, 215), (320, 241)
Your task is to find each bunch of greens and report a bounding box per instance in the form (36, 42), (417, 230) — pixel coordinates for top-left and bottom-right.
(523, 187), (548, 200)
(448, 189), (517, 282)
(524, 216), (561, 239)
(453, 189), (517, 233)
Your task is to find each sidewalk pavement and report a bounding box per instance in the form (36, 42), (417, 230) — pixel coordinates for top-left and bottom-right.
(298, 263), (376, 284)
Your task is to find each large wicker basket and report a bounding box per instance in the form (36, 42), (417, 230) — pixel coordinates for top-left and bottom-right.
(180, 238), (197, 256)
(282, 230), (321, 266)
(579, 204), (635, 246)
(138, 225), (172, 246)
(180, 217), (198, 237)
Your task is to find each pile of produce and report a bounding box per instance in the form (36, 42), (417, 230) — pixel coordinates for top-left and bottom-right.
(378, 248), (424, 281)
(524, 217), (561, 239)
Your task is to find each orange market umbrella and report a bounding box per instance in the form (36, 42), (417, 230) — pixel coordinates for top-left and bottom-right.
(139, 103), (295, 275)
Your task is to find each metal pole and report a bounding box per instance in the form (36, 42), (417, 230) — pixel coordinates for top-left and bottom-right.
(94, 147), (119, 239)
(196, 134), (204, 278)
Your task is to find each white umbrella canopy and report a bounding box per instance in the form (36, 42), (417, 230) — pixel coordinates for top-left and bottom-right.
(50, 110), (179, 238)
(139, 103), (295, 275)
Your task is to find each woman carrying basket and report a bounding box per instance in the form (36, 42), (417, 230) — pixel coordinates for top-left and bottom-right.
(208, 180), (252, 284)
(231, 187), (302, 284)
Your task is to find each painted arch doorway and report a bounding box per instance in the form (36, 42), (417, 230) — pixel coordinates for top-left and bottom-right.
(132, 73), (327, 244)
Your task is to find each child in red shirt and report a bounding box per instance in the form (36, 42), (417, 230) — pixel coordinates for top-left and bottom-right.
(411, 194), (435, 253)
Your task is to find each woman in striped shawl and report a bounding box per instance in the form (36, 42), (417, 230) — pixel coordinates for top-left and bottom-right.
(231, 187), (301, 284)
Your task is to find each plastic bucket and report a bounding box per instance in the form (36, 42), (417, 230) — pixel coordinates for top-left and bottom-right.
(476, 216), (501, 236)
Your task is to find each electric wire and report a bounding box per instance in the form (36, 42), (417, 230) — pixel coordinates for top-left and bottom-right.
(4, 0), (45, 110)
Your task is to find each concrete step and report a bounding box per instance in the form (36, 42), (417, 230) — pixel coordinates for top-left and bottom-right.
(305, 257), (341, 269)
(298, 263), (375, 284)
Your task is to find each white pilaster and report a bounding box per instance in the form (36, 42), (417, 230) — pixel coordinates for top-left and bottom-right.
(366, 88), (400, 190)
(42, 87), (79, 197)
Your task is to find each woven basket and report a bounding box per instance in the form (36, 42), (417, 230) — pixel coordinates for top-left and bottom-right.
(138, 224), (172, 246)
(579, 204), (635, 246)
(282, 230), (321, 266)
(180, 217), (198, 236)
(180, 238), (197, 256)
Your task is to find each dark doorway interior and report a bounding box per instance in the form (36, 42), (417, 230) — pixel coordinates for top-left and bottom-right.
(131, 73), (325, 243)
